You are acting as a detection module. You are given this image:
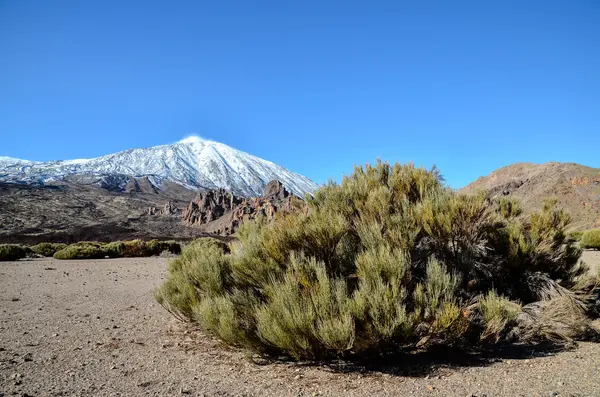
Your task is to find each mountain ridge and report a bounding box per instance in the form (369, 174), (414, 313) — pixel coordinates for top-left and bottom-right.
(0, 136), (318, 197)
(460, 161), (600, 230)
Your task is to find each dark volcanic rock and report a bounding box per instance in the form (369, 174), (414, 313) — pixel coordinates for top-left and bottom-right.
(182, 180), (303, 235)
(181, 189), (243, 225)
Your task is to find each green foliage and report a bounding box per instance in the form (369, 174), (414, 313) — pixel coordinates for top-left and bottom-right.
(102, 241), (126, 257)
(156, 161), (594, 360)
(479, 291), (522, 342)
(581, 229), (600, 250)
(568, 231), (583, 243)
(148, 239), (182, 255)
(184, 237), (230, 253)
(53, 242), (114, 260)
(0, 244), (30, 261)
(122, 240), (149, 257)
(30, 242), (68, 257)
(155, 238), (231, 321)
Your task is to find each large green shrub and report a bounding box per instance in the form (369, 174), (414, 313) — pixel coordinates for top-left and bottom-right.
(31, 242), (68, 257)
(0, 244), (30, 261)
(581, 229), (600, 250)
(156, 162), (598, 360)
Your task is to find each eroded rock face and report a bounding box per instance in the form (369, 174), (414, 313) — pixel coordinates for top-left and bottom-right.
(181, 180), (303, 235)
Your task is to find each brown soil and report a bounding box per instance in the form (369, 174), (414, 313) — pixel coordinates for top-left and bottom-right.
(1, 257), (599, 397)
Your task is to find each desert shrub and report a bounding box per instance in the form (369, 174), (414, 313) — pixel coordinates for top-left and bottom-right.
(147, 239), (182, 255)
(581, 229), (600, 250)
(568, 231), (584, 243)
(102, 241), (126, 257)
(120, 240), (148, 257)
(53, 244), (108, 260)
(0, 244), (30, 261)
(31, 242), (68, 257)
(156, 161), (596, 360)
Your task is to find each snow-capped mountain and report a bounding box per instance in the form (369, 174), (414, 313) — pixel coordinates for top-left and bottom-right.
(0, 137), (318, 197)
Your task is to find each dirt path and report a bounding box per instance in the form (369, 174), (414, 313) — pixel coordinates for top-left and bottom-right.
(1, 257), (599, 397)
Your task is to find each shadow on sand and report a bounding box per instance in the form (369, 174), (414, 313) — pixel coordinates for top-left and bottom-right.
(254, 342), (575, 378)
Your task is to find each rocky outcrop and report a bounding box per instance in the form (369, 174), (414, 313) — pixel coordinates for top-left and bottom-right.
(147, 201), (179, 216)
(181, 180), (303, 235)
(263, 180), (292, 200)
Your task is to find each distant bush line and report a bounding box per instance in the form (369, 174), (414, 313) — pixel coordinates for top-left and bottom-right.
(53, 240), (182, 260)
(0, 239), (184, 261)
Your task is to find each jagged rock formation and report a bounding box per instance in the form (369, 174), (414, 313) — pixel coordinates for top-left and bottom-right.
(182, 180), (303, 235)
(181, 189), (243, 225)
(147, 201), (179, 216)
(460, 162), (600, 230)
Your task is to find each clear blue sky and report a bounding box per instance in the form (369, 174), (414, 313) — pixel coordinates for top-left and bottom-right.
(1, 1), (598, 188)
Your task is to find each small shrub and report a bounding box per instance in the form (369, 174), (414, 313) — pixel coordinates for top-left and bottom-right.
(184, 238), (229, 253)
(147, 239), (182, 255)
(31, 242), (68, 257)
(581, 229), (600, 250)
(120, 240), (148, 257)
(0, 244), (30, 261)
(103, 241), (126, 257)
(72, 241), (103, 247)
(53, 243), (113, 260)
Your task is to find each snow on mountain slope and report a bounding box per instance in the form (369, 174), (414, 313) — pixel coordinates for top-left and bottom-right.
(0, 137), (318, 197)
(0, 156), (31, 167)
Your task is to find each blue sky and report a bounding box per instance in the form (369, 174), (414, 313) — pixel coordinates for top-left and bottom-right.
(1, 1), (598, 188)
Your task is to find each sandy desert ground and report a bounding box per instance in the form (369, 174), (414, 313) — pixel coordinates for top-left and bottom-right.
(1, 252), (599, 397)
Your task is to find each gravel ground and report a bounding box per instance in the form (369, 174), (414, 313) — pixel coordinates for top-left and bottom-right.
(1, 255), (599, 397)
